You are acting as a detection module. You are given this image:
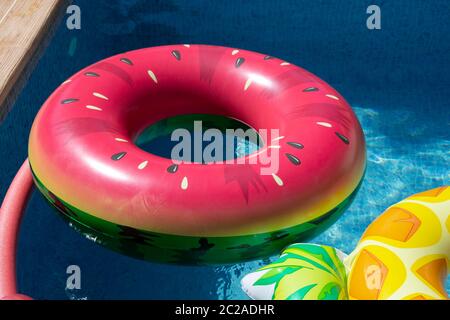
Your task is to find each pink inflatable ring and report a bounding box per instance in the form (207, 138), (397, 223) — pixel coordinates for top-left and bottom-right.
(28, 45), (366, 264)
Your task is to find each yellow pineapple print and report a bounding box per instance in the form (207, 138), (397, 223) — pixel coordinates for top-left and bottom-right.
(346, 186), (449, 300)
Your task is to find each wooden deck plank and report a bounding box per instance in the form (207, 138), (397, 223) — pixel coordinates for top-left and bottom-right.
(0, 1), (16, 23)
(0, 0), (67, 117)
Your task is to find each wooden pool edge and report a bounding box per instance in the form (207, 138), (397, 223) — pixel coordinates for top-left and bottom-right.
(0, 0), (70, 121)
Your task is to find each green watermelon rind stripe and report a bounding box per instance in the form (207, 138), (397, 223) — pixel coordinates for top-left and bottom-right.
(30, 163), (362, 264)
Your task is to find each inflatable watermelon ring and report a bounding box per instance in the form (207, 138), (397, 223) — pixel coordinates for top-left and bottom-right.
(25, 45), (366, 264)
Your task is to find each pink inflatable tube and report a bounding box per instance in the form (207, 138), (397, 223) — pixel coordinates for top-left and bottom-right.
(0, 160), (33, 300)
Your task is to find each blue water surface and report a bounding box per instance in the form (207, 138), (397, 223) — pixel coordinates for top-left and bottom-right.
(0, 0), (448, 299)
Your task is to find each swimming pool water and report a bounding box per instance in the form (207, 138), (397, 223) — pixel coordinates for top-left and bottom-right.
(0, 0), (448, 299)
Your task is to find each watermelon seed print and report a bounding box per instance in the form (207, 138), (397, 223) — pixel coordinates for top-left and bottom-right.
(171, 50), (181, 61)
(111, 152), (127, 161)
